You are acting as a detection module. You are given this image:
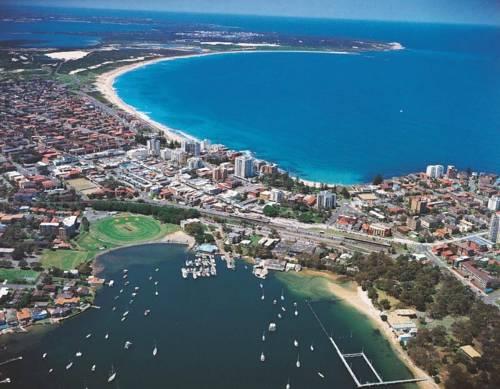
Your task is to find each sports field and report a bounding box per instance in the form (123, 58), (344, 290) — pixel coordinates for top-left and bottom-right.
(0, 269), (40, 284)
(41, 214), (179, 270)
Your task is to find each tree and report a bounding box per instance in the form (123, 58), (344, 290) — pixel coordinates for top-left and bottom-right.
(263, 204), (280, 218)
(372, 174), (384, 185)
(80, 216), (90, 232)
(12, 246), (25, 261)
(379, 298), (391, 310)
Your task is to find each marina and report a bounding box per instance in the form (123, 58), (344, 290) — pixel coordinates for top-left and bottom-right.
(0, 244), (415, 388)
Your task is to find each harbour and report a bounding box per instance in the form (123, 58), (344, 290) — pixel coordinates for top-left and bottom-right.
(0, 243), (415, 388)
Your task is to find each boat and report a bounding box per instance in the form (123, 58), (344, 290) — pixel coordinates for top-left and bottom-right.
(277, 313), (282, 319)
(281, 306), (286, 312)
(123, 269), (128, 274)
(112, 306), (116, 311)
(261, 294), (265, 301)
(122, 311), (129, 317)
(66, 362), (73, 370)
(121, 316), (127, 322)
(86, 333), (92, 339)
(131, 292), (137, 297)
(105, 334), (109, 340)
(318, 372), (325, 379)
(293, 339), (299, 347)
(293, 302), (297, 307)
(122, 274), (127, 279)
(124, 341), (132, 350)
(129, 299), (134, 304)
(134, 286), (140, 291)
(91, 365), (96, 372)
(268, 322), (277, 332)
(294, 310), (298, 317)
(153, 345), (158, 357)
(154, 281), (158, 286)
(144, 309), (151, 316)
(48, 369), (53, 374)
(310, 344), (314, 352)
(75, 352), (82, 357)
(260, 352), (265, 362)
(259, 283), (263, 289)
(296, 353), (301, 368)
(107, 366), (117, 383)
(148, 276), (153, 281)
(0, 379), (11, 384)
(273, 299), (277, 305)
(262, 331), (266, 342)
(286, 378), (290, 389)
(155, 268), (159, 272)
(155, 290), (159, 296)
(280, 290), (285, 301)
(108, 280), (114, 287)
(42, 353), (47, 359)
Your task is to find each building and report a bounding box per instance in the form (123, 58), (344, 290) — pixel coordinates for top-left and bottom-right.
(181, 140), (201, 157)
(270, 189), (285, 203)
(40, 222), (60, 237)
(409, 196), (428, 215)
(316, 190), (336, 209)
(62, 215), (77, 238)
(146, 137), (161, 156)
(488, 212), (500, 243)
(446, 165), (458, 179)
(460, 261), (499, 291)
(212, 166), (228, 182)
(187, 157), (203, 170)
(170, 149), (187, 165)
(367, 223), (392, 237)
(234, 155), (254, 179)
(426, 164), (444, 178)
(160, 148), (172, 160)
(487, 196), (500, 211)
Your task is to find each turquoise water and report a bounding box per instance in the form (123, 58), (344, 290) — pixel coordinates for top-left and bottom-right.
(116, 47), (500, 184)
(0, 244), (413, 388)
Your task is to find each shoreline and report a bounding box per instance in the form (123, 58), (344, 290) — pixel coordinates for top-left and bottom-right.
(94, 48), (398, 187)
(301, 269), (437, 389)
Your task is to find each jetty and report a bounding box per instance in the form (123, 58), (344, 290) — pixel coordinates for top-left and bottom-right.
(306, 301), (429, 388)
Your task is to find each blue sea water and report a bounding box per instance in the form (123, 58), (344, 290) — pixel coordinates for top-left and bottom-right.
(116, 44), (500, 183)
(2, 6), (499, 182)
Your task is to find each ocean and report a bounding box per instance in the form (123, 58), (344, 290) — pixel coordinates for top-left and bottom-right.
(0, 244), (414, 388)
(1, 6), (499, 183)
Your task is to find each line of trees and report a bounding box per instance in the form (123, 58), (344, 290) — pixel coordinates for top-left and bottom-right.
(91, 200), (200, 225)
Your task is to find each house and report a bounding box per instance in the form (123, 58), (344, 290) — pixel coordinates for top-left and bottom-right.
(16, 308), (32, 325)
(459, 345), (481, 359)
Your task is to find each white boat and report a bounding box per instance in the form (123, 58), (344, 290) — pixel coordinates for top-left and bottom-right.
(148, 276), (153, 281)
(293, 302), (297, 307)
(261, 294), (265, 301)
(273, 299), (277, 305)
(131, 292), (137, 297)
(310, 344), (314, 352)
(268, 323), (277, 332)
(144, 309), (151, 316)
(75, 352), (82, 357)
(318, 372), (325, 379)
(86, 333), (92, 339)
(155, 268), (159, 272)
(48, 369), (53, 374)
(260, 352), (265, 362)
(262, 331), (266, 342)
(123, 269), (128, 273)
(122, 274), (127, 279)
(42, 353), (47, 359)
(107, 366), (117, 383)
(112, 306), (116, 311)
(259, 283), (263, 289)
(153, 345), (158, 357)
(91, 365), (96, 372)
(66, 362), (73, 370)
(0, 378), (11, 384)
(134, 286), (140, 291)
(155, 290), (159, 296)
(129, 299), (134, 304)
(280, 290), (285, 301)
(296, 354), (301, 368)
(286, 378), (290, 389)
(122, 311), (129, 317)
(124, 341), (132, 350)
(154, 281), (158, 286)
(108, 280), (114, 287)
(294, 310), (298, 317)
(293, 339), (299, 347)
(105, 334), (109, 340)
(121, 316), (127, 322)
(277, 313), (282, 319)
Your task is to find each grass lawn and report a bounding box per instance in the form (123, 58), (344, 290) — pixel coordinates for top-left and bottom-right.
(41, 214), (179, 270)
(0, 268), (40, 284)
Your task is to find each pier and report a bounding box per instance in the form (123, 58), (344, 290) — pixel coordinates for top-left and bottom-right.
(306, 301), (429, 388)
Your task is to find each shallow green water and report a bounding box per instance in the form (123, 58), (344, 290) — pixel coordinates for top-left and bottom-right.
(0, 244), (414, 388)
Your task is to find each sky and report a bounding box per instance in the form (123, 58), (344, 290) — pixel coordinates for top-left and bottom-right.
(9, 0), (500, 25)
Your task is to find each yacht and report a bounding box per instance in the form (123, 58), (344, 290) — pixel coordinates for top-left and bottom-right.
(262, 331), (266, 342)
(122, 311), (129, 317)
(153, 345), (158, 357)
(154, 281), (159, 286)
(260, 352), (265, 362)
(107, 366), (117, 383)
(105, 333), (109, 340)
(310, 344), (314, 352)
(293, 339), (299, 347)
(261, 294), (265, 301)
(281, 306), (286, 312)
(148, 276), (153, 281)
(277, 313), (282, 319)
(48, 368), (53, 374)
(318, 372), (325, 379)
(259, 283), (263, 289)
(294, 310), (298, 317)
(108, 280), (114, 287)
(273, 299), (277, 305)
(119, 289), (123, 294)
(144, 309), (151, 316)
(155, 268), (159, 272)
(296, 354), (301, 368)
(91, 365), (96, 372)
(75, 352), (82, 357)
(280, 290), (285, 301)
(86, 333), (92, 339)
(124, 341), (132, 350)
(121, 316), (127, 322)
(42, 353), (47, 359)
(268, 323), (277, 332)
(286, 378), (290, 389)
(0, 379), (11, 384)
(66, 362), (73, 370)
(155, 290), (159, 296)
(112, 306), (116, 311)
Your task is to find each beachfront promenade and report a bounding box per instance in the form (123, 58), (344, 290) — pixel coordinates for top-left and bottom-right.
(305, 301), (429, 388)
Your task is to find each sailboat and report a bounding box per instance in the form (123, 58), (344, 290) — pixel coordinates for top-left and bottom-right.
(155, 289), (159, 296)
(286, 378), (291, 389)
(66, 362), (73, 370)
(318, 372), (325, 379)
(91, 365), (96, 372)
(262, 331), (266, 342)
(296, 353), (301, 368)
(277, 313), (282, 319)
(153, 344), (158, 357)
(42, 353), (47, 359)
(260, 352), (265, 362)
(107, 366), (117, 383)
(280, 290), (285, 301)
(48, 368), (54, 374)
(310, 343), (314, 352)
(86, 333), (92, 339)
(261, 294), (265, 301)
(105, 333), (109, 340)
(293, 339), (299, 347)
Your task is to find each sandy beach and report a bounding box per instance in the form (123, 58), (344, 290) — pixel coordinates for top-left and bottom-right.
(301, 269), (437, 389)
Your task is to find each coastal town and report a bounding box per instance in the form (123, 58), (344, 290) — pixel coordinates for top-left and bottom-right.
(0, 4), (499, 385)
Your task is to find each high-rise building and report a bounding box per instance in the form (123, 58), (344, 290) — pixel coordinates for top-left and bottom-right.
(170, 149), (187, 165)
(488, 212), (500, 244)
(212, 166), (228, 182)
(446, 165), (458, 179)
(270, 189), (284, 203)
(426, 164), (444, 178)
(147, 137), (161, 156)
(409, 196), (428, 215)
(160, 148), (172, 160)
(487, 196), (500, 211)
(181, 140), (201, 156)
(187, 157), (203, 170)
(234, 155), (254, 179)
(317, 190), (336, 209)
